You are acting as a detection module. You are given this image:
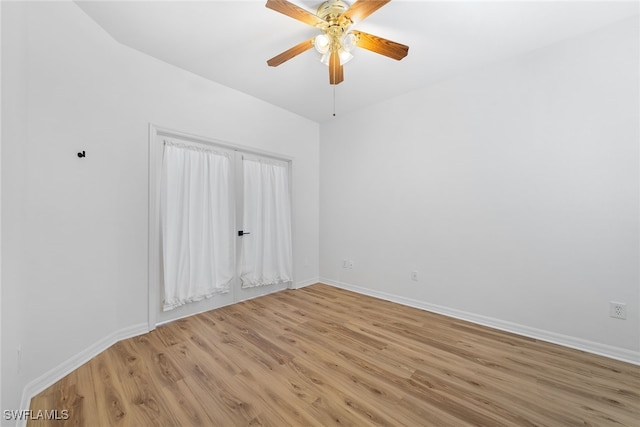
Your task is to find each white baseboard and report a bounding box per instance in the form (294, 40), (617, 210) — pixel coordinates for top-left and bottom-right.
(18, 323), (149, 427)
(294, 277), (320, 289)
(320, 278), (640, 366)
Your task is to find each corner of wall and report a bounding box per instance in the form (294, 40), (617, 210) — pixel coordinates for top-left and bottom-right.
(294, 277), (321, 289)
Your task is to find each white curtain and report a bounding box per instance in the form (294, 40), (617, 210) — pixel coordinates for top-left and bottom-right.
(240, 158), (292, 288)
(161, 141), (233, 310)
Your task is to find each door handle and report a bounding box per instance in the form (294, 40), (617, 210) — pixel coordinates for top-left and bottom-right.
(238, 230), (251, 236)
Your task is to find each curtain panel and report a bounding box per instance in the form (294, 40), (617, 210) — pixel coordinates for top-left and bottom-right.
(240, 158), (293, 288)
(160, 141), (233, 310)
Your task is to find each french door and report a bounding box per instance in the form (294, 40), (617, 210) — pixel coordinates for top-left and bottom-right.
(148, 126), (293, 328)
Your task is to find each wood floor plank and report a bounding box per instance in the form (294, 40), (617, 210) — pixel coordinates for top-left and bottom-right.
(87, 354), (129, 426)
(156, 379), (209, 426)
(29, 284), (640, 426)
(103, 341), (181, 427)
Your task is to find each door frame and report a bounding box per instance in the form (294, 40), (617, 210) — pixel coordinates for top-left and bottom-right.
(147, 124), (295, 330)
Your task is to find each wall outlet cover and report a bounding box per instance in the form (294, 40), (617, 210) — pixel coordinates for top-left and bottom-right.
(609, 302), (627, 320)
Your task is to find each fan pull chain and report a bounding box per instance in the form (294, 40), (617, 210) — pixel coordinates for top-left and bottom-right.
(333, 84), (336, 117)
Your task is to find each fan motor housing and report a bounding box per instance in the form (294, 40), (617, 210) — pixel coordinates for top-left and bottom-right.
(316, 0), (349, 21)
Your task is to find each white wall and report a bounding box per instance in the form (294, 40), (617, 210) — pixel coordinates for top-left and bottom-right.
(320, 16), (639, 362)
(1, 0), (319, 416)
(0, 0), (4, 415)
(1, 2), (29, 420)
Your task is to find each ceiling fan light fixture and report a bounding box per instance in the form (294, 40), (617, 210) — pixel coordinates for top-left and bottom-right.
(320, 48), (353, 66)
(314, 34), (331, 54)
(338, 48), (354, 65)
(342, 32), (357, 51)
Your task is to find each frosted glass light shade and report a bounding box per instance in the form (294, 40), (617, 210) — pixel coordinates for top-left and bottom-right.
(314, 34), (330, 54)
(320, 49), (353, 66)
(342, 32), (357, 51)
(339, 49), (353, 65)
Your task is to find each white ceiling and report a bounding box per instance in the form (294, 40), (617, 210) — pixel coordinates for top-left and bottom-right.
(75, 0), (639, 123)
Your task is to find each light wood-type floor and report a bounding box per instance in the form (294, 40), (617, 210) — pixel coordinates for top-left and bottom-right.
(29, 284), (639, 426)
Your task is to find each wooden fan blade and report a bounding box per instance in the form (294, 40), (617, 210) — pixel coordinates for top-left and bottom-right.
(265, 0), (325, 27)
(329, 49), (344, 85)
(341, 0), (390, 25)
(267, 38), (314, 67)
(352, 30), (408, 60)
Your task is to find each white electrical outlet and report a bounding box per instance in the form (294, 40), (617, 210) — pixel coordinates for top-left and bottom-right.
(411, 271), (418, 281)
(342, 260), (354, 269)
(610, 302), (627, 320)
(347, 260), (354, 269)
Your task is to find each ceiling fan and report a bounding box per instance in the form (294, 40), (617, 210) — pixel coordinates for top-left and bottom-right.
(266, 0), (409, 85)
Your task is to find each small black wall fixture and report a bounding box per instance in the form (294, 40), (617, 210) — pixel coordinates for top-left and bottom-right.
(77, 151), (86, 158)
